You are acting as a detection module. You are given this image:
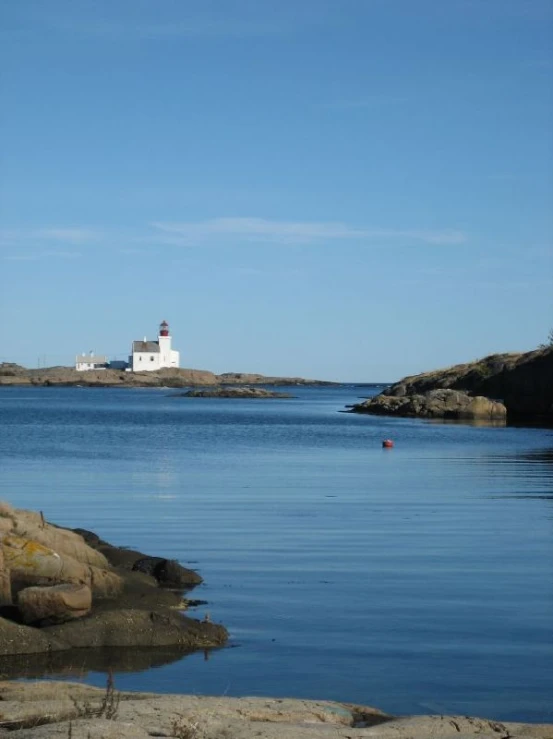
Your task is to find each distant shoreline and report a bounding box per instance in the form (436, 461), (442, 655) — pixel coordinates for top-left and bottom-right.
(0, 363), (341, 389)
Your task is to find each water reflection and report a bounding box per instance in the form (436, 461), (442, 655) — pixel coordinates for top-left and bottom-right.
(425, 418), (507, 428)
(482, 446), (553, 473)
(0, 645), (224, 680)
(479, 447), (553, 499)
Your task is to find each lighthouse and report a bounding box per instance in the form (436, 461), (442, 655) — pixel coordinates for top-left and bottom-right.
(130, 320), (180, 371)
(157, 320), (176, 368)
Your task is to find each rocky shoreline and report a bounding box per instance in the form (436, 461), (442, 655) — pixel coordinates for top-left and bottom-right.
(348, 347), (553, 425)
(0, 680), (551, 738)
(0, 364), (335, 389)
(0, 502), (227, 673)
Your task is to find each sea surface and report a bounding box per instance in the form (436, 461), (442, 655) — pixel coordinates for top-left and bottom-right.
(0, 385), (552, 722)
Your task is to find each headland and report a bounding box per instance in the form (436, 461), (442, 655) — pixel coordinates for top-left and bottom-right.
(348, 346), (553, 426)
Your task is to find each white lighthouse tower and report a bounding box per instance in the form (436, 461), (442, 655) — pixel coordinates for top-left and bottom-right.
(158, 320), (179, 369)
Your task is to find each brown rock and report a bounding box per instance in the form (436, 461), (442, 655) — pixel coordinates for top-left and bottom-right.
(351, 389), (506, 421)
(17, 583), (92, 624)
(0, 542), (12, 606)
(7, 509), (109, 569)
(3, 534), (122, 599)
(3, 535), (64, 583)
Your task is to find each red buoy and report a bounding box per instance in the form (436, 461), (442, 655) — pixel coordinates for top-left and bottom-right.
(382, 439), (394, 448)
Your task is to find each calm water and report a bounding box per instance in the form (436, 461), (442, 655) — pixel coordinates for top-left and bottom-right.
(0, 386), (552, 722)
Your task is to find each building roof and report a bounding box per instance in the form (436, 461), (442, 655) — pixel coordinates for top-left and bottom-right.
(132, 341), (160, 353)
(76, 355), (107, 364)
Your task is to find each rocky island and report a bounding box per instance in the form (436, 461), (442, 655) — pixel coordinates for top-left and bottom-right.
(349, 346), (553, 425)
(172, 387), (294, 399)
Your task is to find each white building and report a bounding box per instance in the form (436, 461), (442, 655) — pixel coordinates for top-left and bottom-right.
(130, 320), (180, 371)
(75, 353), (107, 371)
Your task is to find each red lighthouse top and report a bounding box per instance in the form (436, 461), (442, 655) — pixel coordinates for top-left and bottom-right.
(159, 320), (169, 337)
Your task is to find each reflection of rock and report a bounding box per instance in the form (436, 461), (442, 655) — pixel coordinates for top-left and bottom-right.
(0, 680), (550, 738)
(0, 644), (213, 680)
(173, 387), (294, 399)
(0, 501), (227, 666)
(351, 389), (507, 421)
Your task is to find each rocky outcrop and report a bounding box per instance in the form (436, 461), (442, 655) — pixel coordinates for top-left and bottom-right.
(173, 387), (294, 399)
(350, 347), (553, 425)
(0, 680), (550, 738)
(352, 389), (507, 421)
(218, 372), (335, 386)
(0, 502), (227, 662)
(73, 528), (202, 587)
(0, 363), (333, 388)
(3, 534), (122, 598)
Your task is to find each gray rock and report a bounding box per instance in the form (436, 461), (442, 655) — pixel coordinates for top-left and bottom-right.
(42, 608), (227, 649)
(132, 557), (202, 587)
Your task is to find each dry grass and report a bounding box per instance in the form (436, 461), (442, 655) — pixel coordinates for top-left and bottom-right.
(74, 668), (121, 721)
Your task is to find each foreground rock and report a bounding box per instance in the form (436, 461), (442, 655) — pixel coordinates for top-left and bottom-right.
(0, 363), (334, 389)
(0, 502), (227, 662)
(349, 346), (553, 425)
(0, 681), (550, 738)
(17, 583), (92, 624)
(352, 389), (507, 421)
(173, 387), (294, 399)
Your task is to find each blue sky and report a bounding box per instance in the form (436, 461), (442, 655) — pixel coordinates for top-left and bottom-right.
(1, 0), (552, 381)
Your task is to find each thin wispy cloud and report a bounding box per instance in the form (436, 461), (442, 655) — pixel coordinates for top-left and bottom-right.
(151, 218), (467, 246)
(2, 251), (82, 261)
(0, 227), (97, 246)
(36, 228), (96, 243)
(0, 227), (94, 261)
(3, 255), (39, 262)
(43, 250), (83, 259)
(1, 218), (467, 258)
